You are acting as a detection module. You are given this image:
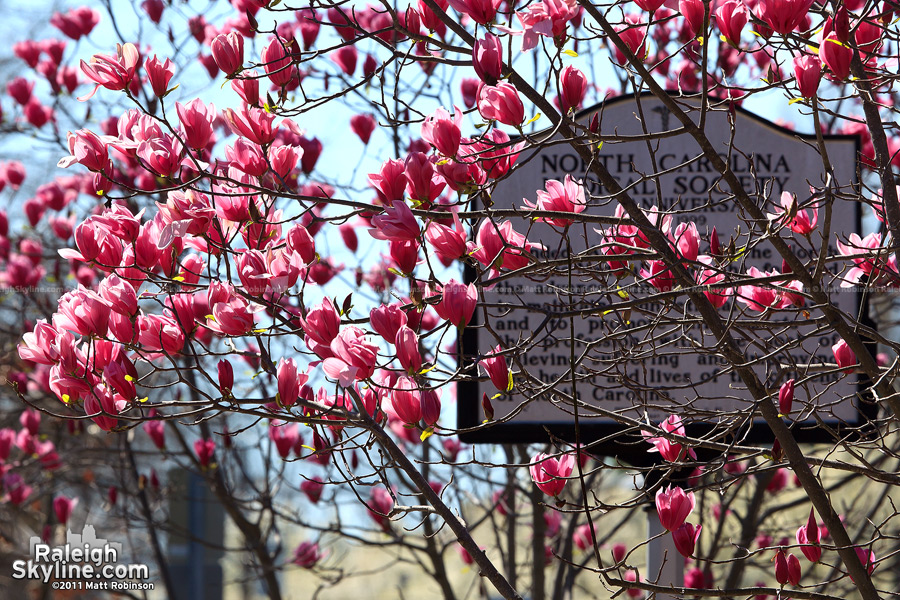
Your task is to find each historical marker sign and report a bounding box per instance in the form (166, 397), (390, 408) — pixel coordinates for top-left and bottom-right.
(458, 94), (865, 453)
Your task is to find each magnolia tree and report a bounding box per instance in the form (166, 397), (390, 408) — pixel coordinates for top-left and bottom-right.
(4, 0), (900, 598)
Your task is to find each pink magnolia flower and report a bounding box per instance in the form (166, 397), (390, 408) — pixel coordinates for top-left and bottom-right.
(425, 212), (468, 264)
(285, 224), (317, 265)
(370, 303), (408, 343)
(796, 508), (821, 563)
(54, 67), (78, 95)
(159, 189), (215, 237)
(176, 99), (216, 150)
(7, 77), (34, 105)
(360, 52), (383, 79)
(434, 279), (477, 328)
(20, 409), (40, 435)
(530, 452), (575, 497)
(296, 8), (321, 48)
(98, 273), (137, 317)
(137, 313), (186, 354)
(684, 566), (708, 589)
(473, 34), (503, 85)
(767, 468), (789, 493)
(395, 325), (423, 374)
(13, 40), (41, 68)
(422, 106), (463, 158)
(672, 221), (700, 261)
(370, 202), (420, 242)
(350, 113), (377, 144)
(473, 129), (524, 180)
(84, 384), (125, 432)
(268, 248), (305, 293)
(837, 232), (883, 286)
(421, 387), (441, 426)
(640, 260), (675, 292)
(215, 360), (234, 397)
(635, 0), (666, 13)
(236, 250), (271, 296)
(820, 33), (851, 80)
(369, 158), (408, 205)
(389, 375), (422, 425)
(854, 17), (881, 59)
(54, 287), (111, 337)
(301, 477), (324, 503)
(477, 82), (525, 126)
(225, 106), (278, 146)
(53, 495), (77, 525)
(194, 438), (215, 467)
(447, 0), (501, 25)
(59, 129), (109, 172)
(269, 422), (300, 458)
(737, 267), (802, 311)
(292, 541), (323, 568)
(436, 150), (487, 192)
(679, 0), (705, 38)
(779, 379), (795, 416)
(43, 38), (67, 66)
(211, 32), (244, 76)
(523, 174), (586, 226)
(322, 327), (379, 385)
(614, 16), (648, 63)
(573, 523), (597, 551)
(143, 418), (165, 449)
(23, 100), (53, 129)
(269, 144), (301, 179)
(368, 487), (394, 531)
(461, 78), (479, 108)
(500, 0), (580, 51)
(331, 45), (358, 75)
(672, 523), (701, 557)
(775, 549), (801, 586)
(79, 43), (141, 101)
(715, 0), (748, 48)
(404, 152), (444, 203)
(756, 0), (813, 35)
(300, 298), (341, 358)
(4, 161), (25, 188)
(262, 37), (294, 87)
(51, 6), (99, 40)
(655, 485), (695, 531)
(559, 65), (587, 113)
(208, 295), (257, 336)
(642, 415), (697, 462)
(481, 345), (511, 392)
(418, 0), (449, 34)
(225, 139), (267, 178)
(851, 547), (876, 580)
(5, 473), (33, 506)
(793, 54), (821, 98)
(231, 70), (260, 106)
(136, 135), (184, 178)
(277, 358), (309, 407)
(472, 220), (540, 275)
(832, 339), (855, 373)
(443, 437), (463, 462)
(145, 55), (175, 97)
(19, 321), (60, 365)
(768, 191), (818, 234)
(143, 0), (164, 22)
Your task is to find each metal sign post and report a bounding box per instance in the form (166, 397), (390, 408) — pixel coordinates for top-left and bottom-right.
(647, 508), (684, 600)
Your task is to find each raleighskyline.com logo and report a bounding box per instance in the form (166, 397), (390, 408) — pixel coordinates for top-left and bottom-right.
(12, 524), (153, 591)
